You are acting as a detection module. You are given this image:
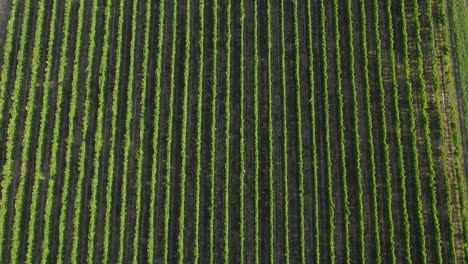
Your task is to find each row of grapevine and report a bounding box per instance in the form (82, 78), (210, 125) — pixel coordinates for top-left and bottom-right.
(292, 0), (306, 262)
(448, 107), (468, 262)
(333, 1), (351, 262)
(0, 0), (33, 258)
(238, 0), (246, 262)
(40, 0), (74, 261)
(412, 0), (444, 262)
(386, 0), (411, 261)
(359, 0), (383, 262)
(194, 0), (206, 261)
(425, 0), (445, 115)
(177, 0), (192, 262)
(224, 0), (232, 262)
(102, 0), (126, 261)
(432, 0), (467, 261)
(147, 0), (166, 262)
(85, 0), (107, 261)
(163, 0), (179, 262)
(0, 0), (20, 125)
(8, 0), (46, 261)
(253, 0), (260, 263)
(305, 0), (319, 261)
(132, 0), (154, 261)
(433, 0), (467, 261)
(344, 0), (365, 262)
(267, 0), (275, 263)
(118, 0), (140, 261)
(441, 0), (468, 242)
(279, 0), (290, 262)
(208, 0), (219, 262)
(59, 0), (86, 261)
(25, 0), (59, 260)
(424, 0), (457, 261)
(373, 0), (395, 261)
(400, 0), (427, 261)
(319, 0), (335, 261)
(374, 0), (400, 262)
(432, 3), (461, 259)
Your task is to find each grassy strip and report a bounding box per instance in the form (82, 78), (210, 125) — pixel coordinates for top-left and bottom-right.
(0, 0), (19, 125)
(163, 0), (179, 262)
(412, 0), (444, 262)
(292, 1), (306, 262)
(193, 0), (205, 262)
(386, 0), (411, 261)
(442, 0), (468, 259)
(319, 0), (335, 261)
(146, 0), (166, 262)
(333, 1), (350, 262)
(439, 0), (468, 260)
(223, 0), (232, 262)
(436, 0), (468, 260)
(177, 0), (192, 262)
(84, 0), (108, 261)
(446, 12), (468, 246)
(102, 0), (126, 261)
(208, 0), (219, 262)
(8, 0), (46, 261)
(305, 0), (319, 261)
(360, 0), (384, 262)
(279, 0), (290, 262)
(118, 0), (140, 262)
(400, 0), (427, 262)
(56, 0), (86, 261)
(425, 0), (457, 261)
(448, 0), (468, 137)
(25, 0), (59, 260)
(39, 0), (74, 261)
(266, 0), (275, 263)
(131, 0), (154, 262)
(0, 0), (33, 258)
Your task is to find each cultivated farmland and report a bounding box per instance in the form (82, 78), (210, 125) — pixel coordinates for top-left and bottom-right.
(0, 0), (467, 263)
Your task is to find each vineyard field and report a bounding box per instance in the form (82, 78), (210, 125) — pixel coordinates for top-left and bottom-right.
(0, 0), (467, 263)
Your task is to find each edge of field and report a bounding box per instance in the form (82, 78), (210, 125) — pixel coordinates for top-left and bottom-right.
(0, 0), (11, 49)
(447, 0), (468, 174)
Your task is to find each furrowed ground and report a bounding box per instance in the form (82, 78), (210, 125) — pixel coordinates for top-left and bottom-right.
(0, 0), (466, 263)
